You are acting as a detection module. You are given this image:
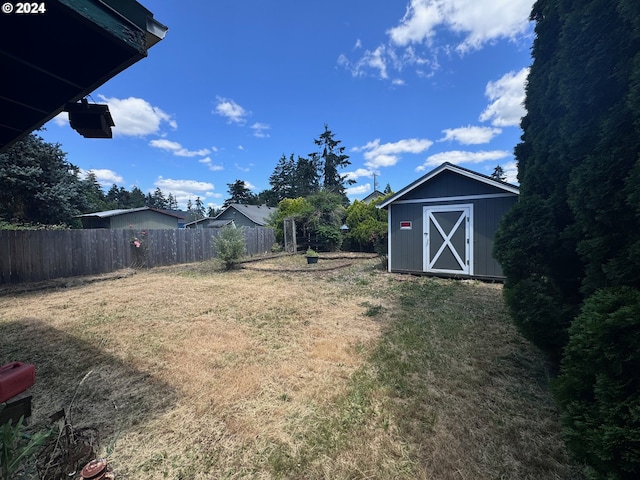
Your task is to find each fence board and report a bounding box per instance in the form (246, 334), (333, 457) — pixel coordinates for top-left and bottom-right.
(0, 227), (275, 284)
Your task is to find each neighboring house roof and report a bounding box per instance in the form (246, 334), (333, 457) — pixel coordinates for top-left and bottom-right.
(362, 190), (384, 204)
(183, 218), (233, 228)
(77, 207), (185, 219)
(209, 219), (234, 228)
(219, 204), (276, 226)
(378, 162), (519, 209)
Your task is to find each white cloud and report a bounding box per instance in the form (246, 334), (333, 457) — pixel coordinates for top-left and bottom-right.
(244, 181), (257, 191)
(346, 183), (372, 196)
(503, 160), (518, 184)
(251, 122), (271, 138)
(340, 1), (533, 81)
(417, 149), (511, 170)
(154, 177), (216, 209)
(235, 163), (250, 172)
(199, 157), (224, 171)
(52, 112), (68, 127)
(479, 68), (529, 127)
(440, 125), (502, 144)
(149, 139), (211, 157)
(344, 168), (375, 181)
(354, 138), (434, 168)
(388, 0), (533, 53)
(214, 97), (249, 124)
(155, 177), (214, 192)
(79, 168), (123, 187)
(97, 95), (177, 136)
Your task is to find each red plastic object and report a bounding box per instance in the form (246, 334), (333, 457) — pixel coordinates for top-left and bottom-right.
(0, 362), (35, 403)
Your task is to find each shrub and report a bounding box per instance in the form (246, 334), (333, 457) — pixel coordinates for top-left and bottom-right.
(553, 287), (640, 479)
(213, 226), (246, 270)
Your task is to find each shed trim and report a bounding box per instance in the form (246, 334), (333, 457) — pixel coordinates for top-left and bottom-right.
(423, 203), (473, 276)
(378, 162), (518, 209)
(391, 192), (514, 205)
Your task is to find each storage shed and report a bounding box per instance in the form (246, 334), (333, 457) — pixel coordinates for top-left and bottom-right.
(77, 207), (184, 229)
(378, 162), (519, 280)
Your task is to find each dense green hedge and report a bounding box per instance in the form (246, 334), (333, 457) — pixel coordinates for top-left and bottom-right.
(553, 288), (640, 479)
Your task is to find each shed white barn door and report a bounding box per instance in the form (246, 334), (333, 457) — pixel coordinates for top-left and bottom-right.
(423, 205), (473, 275)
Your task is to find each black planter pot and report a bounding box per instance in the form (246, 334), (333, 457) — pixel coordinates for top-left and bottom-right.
(306, 256), (318, 264)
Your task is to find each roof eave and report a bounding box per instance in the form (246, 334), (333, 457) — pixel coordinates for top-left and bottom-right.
(377, 162), (519, 209)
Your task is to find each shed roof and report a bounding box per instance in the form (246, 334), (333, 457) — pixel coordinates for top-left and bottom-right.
(219, 204), (276, 226)
(378, 162), (519, 209)
(77, 207), (184, 219)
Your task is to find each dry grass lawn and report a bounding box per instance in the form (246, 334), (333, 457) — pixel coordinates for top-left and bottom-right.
(0, 255), (585, 479)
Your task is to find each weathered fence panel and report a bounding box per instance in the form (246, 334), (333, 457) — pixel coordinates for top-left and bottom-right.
(0, 227), (275, 284)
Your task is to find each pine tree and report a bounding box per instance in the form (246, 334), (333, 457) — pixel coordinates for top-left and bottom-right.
(224, 180), (255, 206)
(0, 132), (85, 226)
(313, 125), (353, 201)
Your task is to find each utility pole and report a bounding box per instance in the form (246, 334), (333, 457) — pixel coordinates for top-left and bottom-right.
(372, 172), (377, 192)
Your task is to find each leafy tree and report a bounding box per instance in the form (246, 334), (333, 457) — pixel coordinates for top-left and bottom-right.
(213, 225), (246, 269)
(304, 191), (345, 251)
(0, 132), (85, 226)
(345, 196), (389, 253)
(224, 180), (255, 206)
(383, 183), (392, 195)
(269, 197), (312, 245)
(313, 125), (354, 202)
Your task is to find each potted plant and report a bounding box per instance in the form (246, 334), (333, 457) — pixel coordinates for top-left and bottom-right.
(305, 248), (319, 264)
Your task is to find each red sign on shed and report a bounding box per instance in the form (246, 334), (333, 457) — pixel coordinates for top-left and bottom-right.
(400, 221), (412, 230)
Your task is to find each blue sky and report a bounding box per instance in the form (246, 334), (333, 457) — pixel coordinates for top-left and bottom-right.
(42, 0), (534, 210)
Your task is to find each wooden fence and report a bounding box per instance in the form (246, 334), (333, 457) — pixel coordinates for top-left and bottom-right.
(0, 227), (275, 284)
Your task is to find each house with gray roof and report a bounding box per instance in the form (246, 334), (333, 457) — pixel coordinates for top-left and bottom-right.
(185, 204), (276, 229)
(78, 207), (184, 229)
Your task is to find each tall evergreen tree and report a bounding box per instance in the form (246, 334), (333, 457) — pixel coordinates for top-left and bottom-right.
(294, 155), (320, 198)
(224, 180), (255, 206)
(494, 0), (584, 361)
(0, 132), (85, 225)
(269, 154), (296, 201)
(129, 186), (147, 208)
(490, 165), (506, 182)
(313, 125), (354, 201)
(494, 0), (640, 476)
(79, 171), (108, 213)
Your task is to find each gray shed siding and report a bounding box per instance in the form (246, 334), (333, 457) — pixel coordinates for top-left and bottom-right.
(388, 195), (517, 278)
(402, 169), (502, 200)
